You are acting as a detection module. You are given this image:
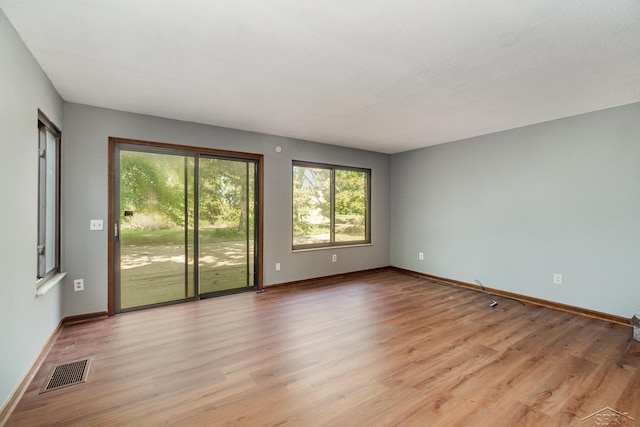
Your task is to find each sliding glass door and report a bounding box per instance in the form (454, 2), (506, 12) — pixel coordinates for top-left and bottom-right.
(198, 157), (256, 296)
(113, 143), (258, 312)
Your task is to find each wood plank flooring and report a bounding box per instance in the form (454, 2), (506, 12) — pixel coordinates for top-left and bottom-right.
(5, 269), (639, 426)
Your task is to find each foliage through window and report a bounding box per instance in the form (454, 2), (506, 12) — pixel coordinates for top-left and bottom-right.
(37, 112), (61, 282)
(293, 161), (370, 249)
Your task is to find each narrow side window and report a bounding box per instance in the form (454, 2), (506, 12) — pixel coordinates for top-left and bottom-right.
(37, 112), (61, 283)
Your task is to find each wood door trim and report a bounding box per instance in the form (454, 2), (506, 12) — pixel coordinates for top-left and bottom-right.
(257, 154), (264, 291)
(108, 139), (115, 315)
(109, 136), (262, 160)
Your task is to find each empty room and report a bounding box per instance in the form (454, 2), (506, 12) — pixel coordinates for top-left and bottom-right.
(1, 1), (639, 426)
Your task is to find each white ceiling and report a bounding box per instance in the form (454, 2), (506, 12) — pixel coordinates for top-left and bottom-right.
(2, 1), (639, 154)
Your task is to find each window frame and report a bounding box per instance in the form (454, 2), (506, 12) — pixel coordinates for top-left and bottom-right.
(37, 111), (62, 285)
(292, 160), (371, 250)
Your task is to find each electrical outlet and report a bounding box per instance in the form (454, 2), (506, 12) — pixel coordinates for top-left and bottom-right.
(553, 273), (563, 285)
(419, 252), (424, 260)
(275, 262), (281, 271)
(332, 254), (337, 262)
(74, 279), (84, 291)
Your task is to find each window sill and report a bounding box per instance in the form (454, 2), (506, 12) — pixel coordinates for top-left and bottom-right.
(292, 243), (373, 253)
(36, 272), (67, 297)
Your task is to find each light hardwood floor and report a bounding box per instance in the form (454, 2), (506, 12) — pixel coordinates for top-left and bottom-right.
(5, 269), (639, 426)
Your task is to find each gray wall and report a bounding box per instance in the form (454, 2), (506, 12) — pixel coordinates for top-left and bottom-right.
(0, 11), (64, 409)
(61, 103), (391, 316)
(391, 102), (640, 318)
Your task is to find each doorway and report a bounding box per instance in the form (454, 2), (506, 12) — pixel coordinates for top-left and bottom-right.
(109, 138), (262, 313)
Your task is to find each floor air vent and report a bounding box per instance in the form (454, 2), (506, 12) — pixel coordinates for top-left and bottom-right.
(40, 358), (91, 393)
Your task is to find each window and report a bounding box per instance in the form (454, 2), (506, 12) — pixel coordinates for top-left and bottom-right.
(293, 161), (370, 249)
(37, 112), (61, 283)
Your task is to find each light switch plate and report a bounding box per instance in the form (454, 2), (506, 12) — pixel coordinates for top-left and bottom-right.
(90, 220), (104, 230)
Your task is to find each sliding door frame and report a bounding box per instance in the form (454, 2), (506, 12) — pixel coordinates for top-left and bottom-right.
(108, 137), (264, 316)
